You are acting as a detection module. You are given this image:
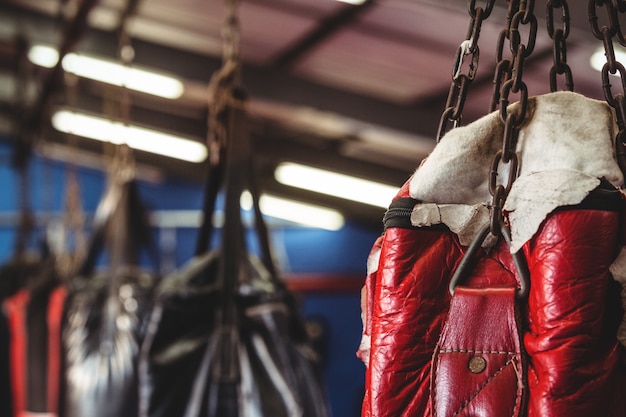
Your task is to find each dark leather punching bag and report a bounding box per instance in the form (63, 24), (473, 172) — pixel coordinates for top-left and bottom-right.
(138, 82), (329, 417)
(61, 174), (158, 417)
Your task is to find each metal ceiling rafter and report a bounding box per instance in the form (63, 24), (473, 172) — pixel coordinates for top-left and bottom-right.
(26, 0), (101, 135)
(2, 3), (444, 135)
(272, 0), (375, 69)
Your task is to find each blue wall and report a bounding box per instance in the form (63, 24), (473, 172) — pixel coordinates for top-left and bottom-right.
(0, 141), (380, 416)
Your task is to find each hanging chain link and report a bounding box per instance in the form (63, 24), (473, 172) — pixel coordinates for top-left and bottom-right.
(436, 0), (496, 141)
(436, 0), (539, 237)
(547, 0), (574, 91)
(222, 0), (241, 67)
(207, 61), (238, 167)
(487, 0), (537, 236)
(207, 0), (242, 167)
(589, 0), (626, 175)
(118, 31), (133, 127)
(490, 0), (520, 112)
(111, 5), (136, 180)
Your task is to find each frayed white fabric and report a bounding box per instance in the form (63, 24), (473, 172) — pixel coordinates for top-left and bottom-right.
(411, 203), (489, 246)
(411, 171), (602, 252)
(504, 170), (601, 253)
(409, 91), (623, 250)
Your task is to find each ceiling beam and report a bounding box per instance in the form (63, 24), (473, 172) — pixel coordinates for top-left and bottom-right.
(271, 0), (376, 69)
(1, 2), (448, 138)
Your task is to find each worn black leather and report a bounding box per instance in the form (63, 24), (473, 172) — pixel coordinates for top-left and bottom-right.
(61, 177), (158, 417)
(138, 250), (329, 417)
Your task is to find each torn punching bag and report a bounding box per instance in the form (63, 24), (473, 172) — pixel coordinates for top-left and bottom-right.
(358, 91), (626, 417)
(138, 80), (329, 417)
(61, 169), (158, 417)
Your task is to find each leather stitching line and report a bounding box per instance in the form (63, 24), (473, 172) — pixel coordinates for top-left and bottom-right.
(432, 350), (442, 417)
(450, 356), (517, 417)
(438, 349), (515, 355)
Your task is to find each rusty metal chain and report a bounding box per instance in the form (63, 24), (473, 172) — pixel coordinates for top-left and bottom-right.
(487, 0), (537, 236)
(435, 0), (539, 236)
(207, 0), (243, 167)
(207, 61), (238, 167)
(589, 0), (626, 175)
(436, 0), (496, 141)
(61, 61), (87, 275)
(490, 1), (517, 112)
(547, 0), (574, 91)
(222, 0), (241, 66)
(111, 6), (136, 178)
(118, 29), (133, 129)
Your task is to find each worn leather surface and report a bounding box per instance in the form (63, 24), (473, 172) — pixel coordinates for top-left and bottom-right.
(360, 182), (626, 417)
(522, 208), (626, 417)
(431, 287), (524, 417)
(62, 269), (156, 417)
(139, 251), (329, 417)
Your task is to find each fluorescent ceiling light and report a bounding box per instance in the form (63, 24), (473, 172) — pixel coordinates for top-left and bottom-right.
(51, 110), (207, 163)
(28, 45), (184, 99)
(336, 0), (367, 4)
(240, 191), (345, 231)
(274, 162), (397, 208)
(590, 46), (626, 73)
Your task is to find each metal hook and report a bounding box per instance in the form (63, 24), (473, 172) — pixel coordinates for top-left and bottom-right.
(449, 221), (530, 299)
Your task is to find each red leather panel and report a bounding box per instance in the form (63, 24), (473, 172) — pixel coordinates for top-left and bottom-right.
(4, 290), (29, 417)
(523, 209), (625, 417)
(47, 286), (66, 414)
(431, 287), (524, 417)
(359, 235), (383, 416)
(362, 205), (626, 416)
(366, 227), (460, 417)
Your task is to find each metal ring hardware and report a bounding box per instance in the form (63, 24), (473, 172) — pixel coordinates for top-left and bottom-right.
(449, 222), (530, 300)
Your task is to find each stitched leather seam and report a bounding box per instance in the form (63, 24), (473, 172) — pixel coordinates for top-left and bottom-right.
(438, 349), (515, 355)
(432, 352), (442, 417)
(450, 356), (517, 417)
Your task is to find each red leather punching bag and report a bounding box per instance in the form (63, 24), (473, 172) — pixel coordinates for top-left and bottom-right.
(358, 92), (626, 417)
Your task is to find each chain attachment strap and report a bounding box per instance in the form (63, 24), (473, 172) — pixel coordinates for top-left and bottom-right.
(589, 0), (626, 176)
(436, 0), (496, 141)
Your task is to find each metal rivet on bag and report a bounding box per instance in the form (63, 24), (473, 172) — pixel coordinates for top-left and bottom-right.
(468, 356), (487, 373)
